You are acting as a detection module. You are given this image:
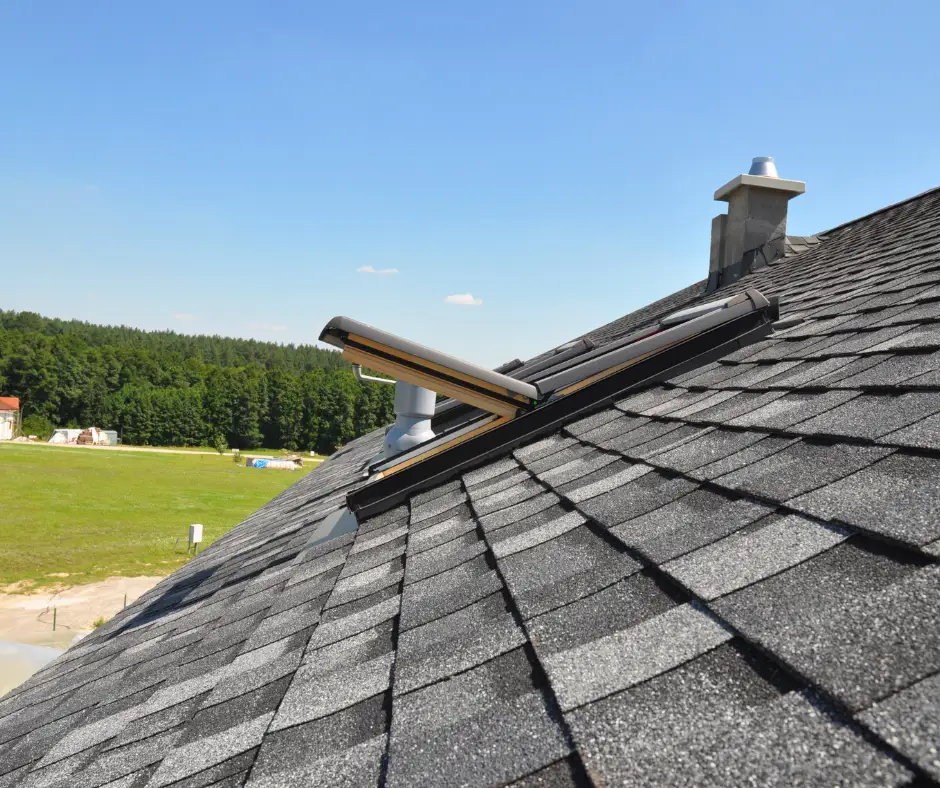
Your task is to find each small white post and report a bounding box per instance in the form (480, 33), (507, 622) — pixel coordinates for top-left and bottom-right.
(189, 524), (203, 554)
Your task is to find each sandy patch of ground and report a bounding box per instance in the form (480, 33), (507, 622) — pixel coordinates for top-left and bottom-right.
(0, 575), (163, 650)
(0, 641), (64, 696)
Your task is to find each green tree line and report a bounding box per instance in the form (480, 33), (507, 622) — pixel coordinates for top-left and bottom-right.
(0, 310), (395, 454)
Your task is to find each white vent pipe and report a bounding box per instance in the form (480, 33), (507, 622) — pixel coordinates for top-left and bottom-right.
(383, 382), (436, 456)
(351, 365), (436, 458)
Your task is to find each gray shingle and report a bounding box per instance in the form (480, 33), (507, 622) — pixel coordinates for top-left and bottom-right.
(513, 434), (581, 463)
(270, 652), (392, 732)
(508, 758), (580, 787)
(638, 389), (717, 417)
(521, 443), (594, 476)
(676, 362), (748, 388)
(628, 424), (710, 460)
(471, 468), (542, 499)
(308, 595), (400, 649)
(595, 420), (687, 454)
(614, 387), (686, 415)
(793, 392), (940, 440)
(498, 524), (643, 620)
(58, 727), (179, 787)
(557, 460), (653, 503)
(727, 390), (859, 430)
(328, 559), (403, 608)
(404, 532), (487, 585)
(463, 456), (522, 488)
(470, 479), (545, 517)
(577, 470), (698, 528)
(206, 639), (303, 709)
(858, 671), (940, 780)
(690, 435), (798, 482)
(663, 515), (850, 600)
(650, 427), (761, 473)
(491, 510), (586, 559)
(715, 361), (803, 389)
(149, 712), (272, 787)
(249, 694), (387, 788)
(485, 503), (570, 551)
(532, 449), (621, 489)
(809, 326), (912, 357)
(527, 571), (680, 657)
(664, 389), (741, 419)
(611, 490), (773, 563)
(399, 555), (502, 631)
(571, 673), (908, 787)
(406, 508), (476, 554)
(881, 412), (940, 450)
(349, 523), (408, 556)
(789, 453), (940, 545)
(714, 546), (936, 710)
(395, 593), (525, 695)
(250, 734), (386, 787)
(477, 492), (561, 534)
(714, 441), (893, 502)
(837, 350), (940, 386)
(544, 602), (732, 711)
(752, 356), (861, 389)
(866, 323), (940, 352)
(409, 489), (467, 524)
(386, 648), (569, 788)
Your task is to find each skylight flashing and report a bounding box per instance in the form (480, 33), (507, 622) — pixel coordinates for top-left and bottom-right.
(342, 289), (778, 518)
(538, 290), (772, 396)
(659, 296), (738, 327)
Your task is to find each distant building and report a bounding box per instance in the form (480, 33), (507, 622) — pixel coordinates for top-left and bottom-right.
(0, 397), (19, 440)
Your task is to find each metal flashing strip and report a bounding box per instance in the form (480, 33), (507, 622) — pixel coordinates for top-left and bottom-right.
(370, 413), (501, 475)
(373, 416), (510, 478)
(305, 506), (360, 549)
(537, 290), (770, 396)
(347, 300), (776, 519)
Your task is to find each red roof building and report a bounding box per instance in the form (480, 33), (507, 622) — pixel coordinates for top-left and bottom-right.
(0, 396), (19, 412)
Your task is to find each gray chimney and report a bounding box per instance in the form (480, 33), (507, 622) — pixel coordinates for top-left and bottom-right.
(708, 157), (804, 290)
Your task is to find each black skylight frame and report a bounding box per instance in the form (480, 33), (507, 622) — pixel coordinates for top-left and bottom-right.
(347, 294), (778, 519)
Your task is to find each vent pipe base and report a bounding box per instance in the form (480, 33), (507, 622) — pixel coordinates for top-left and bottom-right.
(383, 382), (436, 458)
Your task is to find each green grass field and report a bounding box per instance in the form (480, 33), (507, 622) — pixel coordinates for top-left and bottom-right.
(0, 443), (317, 589)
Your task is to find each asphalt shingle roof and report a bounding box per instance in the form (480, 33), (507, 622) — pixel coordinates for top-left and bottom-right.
(5, 186), (940, 785)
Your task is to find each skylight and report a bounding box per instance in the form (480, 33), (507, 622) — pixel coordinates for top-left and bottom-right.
(319, 316), (539, 419)
(320, 288), (779, 518)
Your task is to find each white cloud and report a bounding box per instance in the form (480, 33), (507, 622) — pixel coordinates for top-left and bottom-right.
(357, 265), (400, 275)
(247, 322), (289, 332)
(444, 293), (483, 306)
(173, 312), (195, 321)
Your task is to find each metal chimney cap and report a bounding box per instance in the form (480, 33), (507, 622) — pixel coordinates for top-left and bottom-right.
(749, 156), (779, 178)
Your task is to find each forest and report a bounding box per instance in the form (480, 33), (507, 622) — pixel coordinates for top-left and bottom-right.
(0, 310), (395, 454)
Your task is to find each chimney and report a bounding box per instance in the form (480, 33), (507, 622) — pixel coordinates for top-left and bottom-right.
(708, 157), (805, 290)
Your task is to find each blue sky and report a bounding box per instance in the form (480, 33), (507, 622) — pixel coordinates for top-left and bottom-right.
(2, 1), (939, 367)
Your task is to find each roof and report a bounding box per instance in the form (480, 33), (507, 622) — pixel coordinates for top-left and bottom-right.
(0, 396), (19, 412)
(4, 186), (940, 785)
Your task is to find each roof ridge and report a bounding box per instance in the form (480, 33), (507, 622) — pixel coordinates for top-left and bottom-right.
(816, 185), (940, 238)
